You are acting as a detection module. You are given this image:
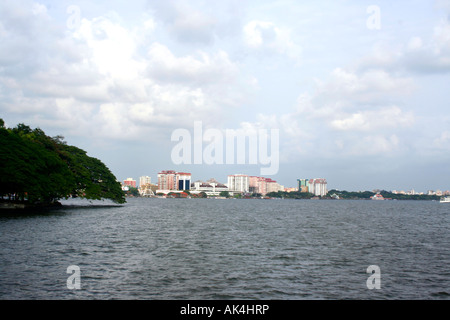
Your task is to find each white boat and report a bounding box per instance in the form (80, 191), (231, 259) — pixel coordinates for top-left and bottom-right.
(440, 196), (450, 203)
(371, 193), (385, 200)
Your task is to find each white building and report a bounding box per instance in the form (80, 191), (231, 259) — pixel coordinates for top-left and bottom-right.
(227, 174), (249, 193)
(308, 178), (328, 197)
(190, 179), (230, 196)
(137, 176), (155, 196)
(139, 176), (151, 187)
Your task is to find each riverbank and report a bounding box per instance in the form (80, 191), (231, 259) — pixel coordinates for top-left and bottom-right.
(0, 201), (62, 210)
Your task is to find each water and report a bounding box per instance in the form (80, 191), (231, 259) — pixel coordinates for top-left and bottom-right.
(0, 198), (449, 300)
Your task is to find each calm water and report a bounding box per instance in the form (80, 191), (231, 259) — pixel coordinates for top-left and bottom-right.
(0, 198), (448, 300)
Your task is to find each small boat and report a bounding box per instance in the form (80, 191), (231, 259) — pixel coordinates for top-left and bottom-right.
(371, 193), (385, 200)
(440, 196), (450, 203)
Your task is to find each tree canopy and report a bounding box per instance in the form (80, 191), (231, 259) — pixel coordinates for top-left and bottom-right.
(0, 120), (125, 205)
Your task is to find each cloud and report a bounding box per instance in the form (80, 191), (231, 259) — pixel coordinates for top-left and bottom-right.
(0, 1), (255, 143)
(331, 106), (415, 132)
(433, 130), (450, 150)
(234, 64), (417, 162)
(297, 68), (415, 119)
(243, 20), (302, 65)
(148, 0), (243, 44)
(146, 42), (239, 86)
(357, 17), (450, 75)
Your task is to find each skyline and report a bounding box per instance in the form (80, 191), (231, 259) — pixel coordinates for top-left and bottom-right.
(121, 171), (449, 195)
(1, 0), (450, 192)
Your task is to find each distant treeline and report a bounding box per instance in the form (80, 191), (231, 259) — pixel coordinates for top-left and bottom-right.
(327, 189), (440, 201)
(0, 119), (125, 205)
(266, 191), (316, 199)
(266, 189), (441, 201)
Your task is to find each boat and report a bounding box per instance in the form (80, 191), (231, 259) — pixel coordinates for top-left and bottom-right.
(440, 196), (450, 203)
(371, 193), (385, 200)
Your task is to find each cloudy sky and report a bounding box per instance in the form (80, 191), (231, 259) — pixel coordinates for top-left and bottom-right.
(1, 0), (450, 192)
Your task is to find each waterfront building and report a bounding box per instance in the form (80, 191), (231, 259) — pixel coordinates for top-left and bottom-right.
(267, 179), (284, 194)
(123, 178), (136, 188)
(177, 172), (191, 191)
(227, 174), (249, 193)
(297, 179), (310, 193)
(138, 176), (156, 196)
(157, 170), (191, 191)
(158, 170), (176, 190)
(139, 184), (157, 197)
(309, 178), (328, 197)
(190, 178), (230, 196)
(139, 176), (151, 188)
(250, 176), (283, 195)
(249, 176), (265, 194)
(298, 178), (327, 196)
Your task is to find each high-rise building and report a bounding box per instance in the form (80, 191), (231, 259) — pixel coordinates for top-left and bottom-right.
(298, 178), (327, 196)
(157, 170), (191, 191)
(177, 172), (191, 191)
(123, 178), (136, 188)
(227, 174), (249, 193)
(266, 178), (284, 194)
(139, 176), (151, 188)
(309, 178), (328, 196)
(249, 176), (283, 195)
(297, 179), (309, 193)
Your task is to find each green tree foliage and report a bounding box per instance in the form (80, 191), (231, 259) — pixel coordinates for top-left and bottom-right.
(125, 187), (140, 197)
(219, 191), (230, 198)
(266, 191), (315, 199)
(327, 189), (440, 201)
(0, 120), (125, 204)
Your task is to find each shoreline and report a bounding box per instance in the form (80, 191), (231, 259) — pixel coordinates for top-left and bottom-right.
(0, 201), (62, 210)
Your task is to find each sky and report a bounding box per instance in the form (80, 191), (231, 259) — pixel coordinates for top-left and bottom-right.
(1, 0), (450, 192)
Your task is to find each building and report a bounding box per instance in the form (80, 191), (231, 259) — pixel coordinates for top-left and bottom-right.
(157, 170), (191, 191)
(177, 172), (191, 191)
(266, 179), (284, 194)
(249, 176), (284, 195)
(190, 178), (230, 196)
(298, 178), (327, 197)
(139, 176), (151, 188)
(249, 176), (264, 194)
(308, 178), (328, 197)
(297, 179), (310, 193)
(158, 170), (176, 190)
(227, 174), (249, 193)
(138, 176), (156, 196)
(123, 178), (136, 188)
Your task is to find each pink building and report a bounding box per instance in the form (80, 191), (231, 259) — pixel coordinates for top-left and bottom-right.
(249, 176), (282, 195)
(123, 178), (136, 188)
(157, 170), (191, 191)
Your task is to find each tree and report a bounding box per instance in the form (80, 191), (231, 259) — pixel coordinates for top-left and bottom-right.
(60, 144), (125, 203)
(125, 187), (140, 197)
(0, 120), (125, 205)
(219, 191), (230, 198)
(0, 124), (74, 203)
